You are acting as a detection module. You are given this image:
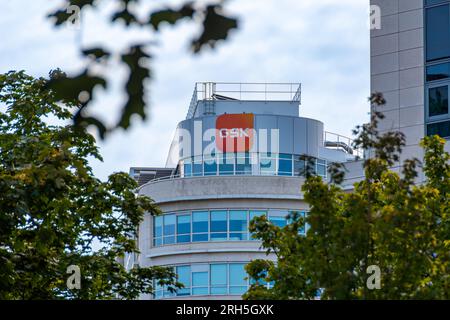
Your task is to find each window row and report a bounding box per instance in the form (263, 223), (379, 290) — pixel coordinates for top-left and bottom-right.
(153, 209), (307, 247)
(426, 2), (450, 138)
(155, 263), (268, 299)
(181, 153), (327, 178)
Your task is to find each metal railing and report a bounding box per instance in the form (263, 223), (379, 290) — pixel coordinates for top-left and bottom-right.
(186, 82), (302, 119)
(324, 131), (363, 158)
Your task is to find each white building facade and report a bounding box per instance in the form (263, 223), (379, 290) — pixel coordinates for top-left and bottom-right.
(371, 0), (450, 180)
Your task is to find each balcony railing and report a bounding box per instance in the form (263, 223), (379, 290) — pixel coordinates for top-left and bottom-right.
(186, 82), (302, 119)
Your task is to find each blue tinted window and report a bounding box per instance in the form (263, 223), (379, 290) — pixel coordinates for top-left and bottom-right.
(426, 5), (450, 62)
(154, 216), (163, 238)
(211, 211), (227, 232)
(164, 215), (176, 236)
(229, 210), (247, 232)
(426, 0), (450, 6)
(177, 215), (191, 234)
(192, 272), (208, 295)
(193, 211), (208, 242)
(192, 156), (203, 176)
(278, 154), (292, 176)
(427, 63), (450, 82)
(176, 266), (191, 296)
(183, 158), (192, 177)
(260, 154), (276, 175)
(210, 264), (227, 294)
(428, 120), (450, 137)
(317, 159), (327, 177)
(236, 153), (252, 175)
(229, 264), (247, 294)
(193, 211), (208, 233)
(204, 154), (217, 176)
(294, 157), (306, 176)
(219, 153), (234, 175)
(176, 214), (191, 243)
(429, 86), (449, 117)
(269, 212), (287, 228)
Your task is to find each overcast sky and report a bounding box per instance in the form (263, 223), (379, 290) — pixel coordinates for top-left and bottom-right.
(0, 0), (370, 181)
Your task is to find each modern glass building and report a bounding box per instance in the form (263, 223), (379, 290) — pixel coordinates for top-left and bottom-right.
(370, 0), (450, 181)
(127, 82), (364, 299)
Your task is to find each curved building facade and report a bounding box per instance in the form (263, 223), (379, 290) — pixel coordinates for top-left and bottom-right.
(128, 82), (362, 300)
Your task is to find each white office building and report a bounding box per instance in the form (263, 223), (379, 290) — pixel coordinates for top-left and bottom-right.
(128, 82), (363, 299)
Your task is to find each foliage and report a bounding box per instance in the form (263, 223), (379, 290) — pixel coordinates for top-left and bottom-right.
(0, 71), (180, 299)
(244, 94), (450, 300)
(46, 0), (238, 137)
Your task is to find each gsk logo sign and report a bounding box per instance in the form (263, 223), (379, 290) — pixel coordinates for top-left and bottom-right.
(216, 113), (254, 152)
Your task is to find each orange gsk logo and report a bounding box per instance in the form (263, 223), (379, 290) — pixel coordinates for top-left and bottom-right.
(216, 114), (254, 152)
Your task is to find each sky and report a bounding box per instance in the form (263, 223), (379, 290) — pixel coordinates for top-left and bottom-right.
(0, 0), (370, 181)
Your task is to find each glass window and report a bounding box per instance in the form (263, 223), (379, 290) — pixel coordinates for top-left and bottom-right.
(426, 5), (450, 62)
(229, 210), (248, 241)
(249, 210), (266, 240)
(317, 159), (327, 177)
(154, 216), (163, 246)
(278, 154), (293, 176)
(428, 120), (450, 138)
(427, 62), (450, 82)
(204, 153), (217, 176)
(193, 156), (203, 176)
(429, 86), (449, 117)
(294, 157), (306, 176)
(163, 214), (176, 245)
(229, 264), (247, 294)
(426, 1), (450, 7)
(192, 272), (208, 295)
(260, 153), (276, 175)
(235, 152), (252, 175)
(210, 264), (227, 294)
(193, 211), (209, 242)
(269, 211), (287, 228)
(210, 210), (227, 241)
(176, 266), (191, 296)
(177, 215), (191, 243)
(183, 158), (192, 177)
(219, 153), (234, 175)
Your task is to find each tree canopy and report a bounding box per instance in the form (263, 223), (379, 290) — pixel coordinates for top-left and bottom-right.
(0, 70), (179, 299)
(244, 96), (450, 300)
(46, 0), (238, 138)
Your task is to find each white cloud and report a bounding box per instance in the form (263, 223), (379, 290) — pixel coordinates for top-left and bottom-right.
(0, 0), (370, 180)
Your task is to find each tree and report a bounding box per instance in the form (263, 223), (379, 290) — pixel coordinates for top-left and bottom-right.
(0, 71), (180, 299)
(46, 0), (239, 138)
(244, 95), (450, 300)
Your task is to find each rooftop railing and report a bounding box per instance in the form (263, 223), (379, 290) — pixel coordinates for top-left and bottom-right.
(324, 131), (364, 158)
(186, 82), (302, 119)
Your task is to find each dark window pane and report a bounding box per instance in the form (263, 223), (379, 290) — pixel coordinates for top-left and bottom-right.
(219, 154), (234, 175)
(429, 86), (449, 116)
(193, 211), (209, 233)
(426, 0), (449, 6)
(426, 5), (450, 62)
(193, 156), (203, 176)
(211, 211), (227, 232)
(193, 233), (208, 242)
(229, 210), (247, 232)
(163, 236), (175, 244)
(177, 215), (191, 234)
(278, 154), (292, 176)
(177, 234), (191, 243)
(427, 63), (450, 81)
(204, 155), (217, 176)
(428, 121), (450, 137)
